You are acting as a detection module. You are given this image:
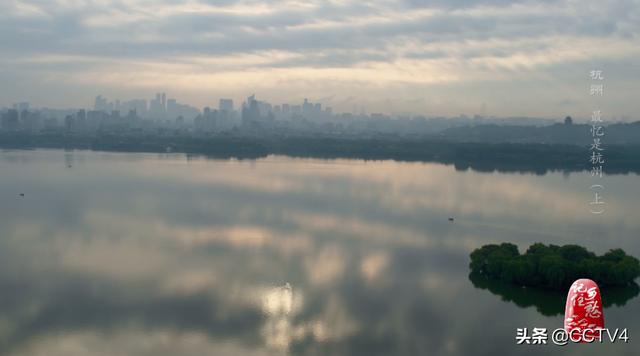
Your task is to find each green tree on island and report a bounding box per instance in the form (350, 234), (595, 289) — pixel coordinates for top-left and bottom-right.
(470, 243), (640, 290)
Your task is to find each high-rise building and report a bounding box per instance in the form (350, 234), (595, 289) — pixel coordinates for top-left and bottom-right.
(95, 95), (112, 112)
(219, 99), (234, 112)
(13, 102), (29, 118)
(121, 99), (147, 117)
(76, 109), (87, 132)
(166, 98), (177, 118)
(150, 93), (167, 118)
(1, 109), (19, 131)
(64, 115), (75, 132)
(87, 110), (106, 130)
(302, 98), (313, 115)
(242, 95), (260, 125)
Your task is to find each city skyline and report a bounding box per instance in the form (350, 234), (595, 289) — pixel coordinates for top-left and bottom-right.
(0, 92), (592, 121)
(1, 1), (639, 119)
(4, 91), (637, 123)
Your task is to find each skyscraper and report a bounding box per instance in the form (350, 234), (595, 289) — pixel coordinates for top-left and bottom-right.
(167, 98), (177, 118)
(95, 95), (111, 112)
(150, 93), (167, 118)
(242, 95), (260, 125)
(302, 98), (313, 115)
(219, 99), (234, 112)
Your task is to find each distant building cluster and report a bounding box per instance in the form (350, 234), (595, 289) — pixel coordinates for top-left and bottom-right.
(94, 93), (199, 121)
(1, 93), (564, 137)
(238, 95), (332, 127)
(0, 102), (64, 132)
(2, 94), (342, 135)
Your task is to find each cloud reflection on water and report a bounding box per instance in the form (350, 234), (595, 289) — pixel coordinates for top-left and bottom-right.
(0, 150), (638, 355)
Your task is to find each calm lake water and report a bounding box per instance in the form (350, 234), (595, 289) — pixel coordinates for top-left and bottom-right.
(0, 149), (638, 356)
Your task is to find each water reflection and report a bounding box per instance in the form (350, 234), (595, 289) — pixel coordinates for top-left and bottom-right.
(0, 149), (639, 355)
(469, 273), (640, 316)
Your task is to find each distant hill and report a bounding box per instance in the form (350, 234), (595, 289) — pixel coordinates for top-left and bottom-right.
(437, 121), (640, 145)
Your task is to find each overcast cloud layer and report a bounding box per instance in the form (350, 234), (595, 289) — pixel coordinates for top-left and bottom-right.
(1, 0), (639, 118)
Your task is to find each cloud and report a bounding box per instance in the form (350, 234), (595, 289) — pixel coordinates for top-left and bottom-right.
(1, 0), (639, 117)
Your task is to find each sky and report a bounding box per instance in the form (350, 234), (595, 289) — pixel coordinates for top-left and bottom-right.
(1, 0), (639, 119)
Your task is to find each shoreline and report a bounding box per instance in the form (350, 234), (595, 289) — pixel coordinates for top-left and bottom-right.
(2, 132), (640, 174)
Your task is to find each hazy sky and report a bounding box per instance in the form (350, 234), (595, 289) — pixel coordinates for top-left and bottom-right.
(1, 0), (639, 119)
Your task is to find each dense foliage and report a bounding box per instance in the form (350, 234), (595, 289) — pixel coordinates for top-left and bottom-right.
(2, 132), (640, 174)
(469, 243), (640, 290)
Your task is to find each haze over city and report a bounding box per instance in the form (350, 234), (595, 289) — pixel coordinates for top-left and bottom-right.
(2, 2), (640, 356)
(1, 0), (639, 119)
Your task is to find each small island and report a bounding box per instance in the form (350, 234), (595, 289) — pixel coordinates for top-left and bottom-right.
(469, 243), (640, 290)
